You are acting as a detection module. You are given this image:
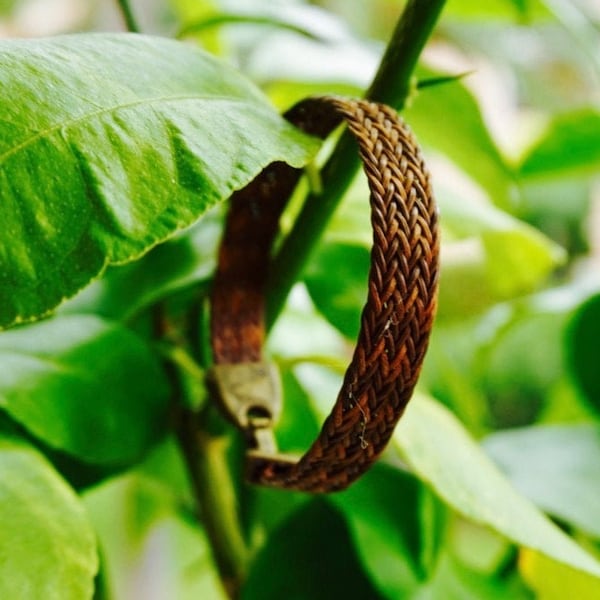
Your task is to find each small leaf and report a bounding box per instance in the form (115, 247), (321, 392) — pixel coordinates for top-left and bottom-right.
(0, 33), (318, 329)
(0, 436), (97, 599)
(394, 395), (600, 578)
(484, 424), (600, 538)
(0, 314), (170, 465)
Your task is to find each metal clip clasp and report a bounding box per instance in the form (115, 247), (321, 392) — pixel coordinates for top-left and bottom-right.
(207, 361), (282, 455)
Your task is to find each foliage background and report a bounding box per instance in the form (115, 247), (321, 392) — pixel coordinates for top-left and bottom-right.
(1, 0), (599, 598)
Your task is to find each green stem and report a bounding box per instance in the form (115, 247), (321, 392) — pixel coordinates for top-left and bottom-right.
(116, 0), (141, 33)
(156, 303), (247, 599)
(176, 406), (248, 599)
(265, 0), (447, 328)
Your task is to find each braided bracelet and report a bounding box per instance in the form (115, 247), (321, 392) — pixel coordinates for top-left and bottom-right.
(209, 96), (439, 492)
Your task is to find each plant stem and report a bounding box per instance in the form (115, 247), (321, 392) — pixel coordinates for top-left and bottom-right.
(116, 0), (140, 33)
(265, 0), (447, 328)
(176, 406), (248, 599)
(176, 2), (446, 595)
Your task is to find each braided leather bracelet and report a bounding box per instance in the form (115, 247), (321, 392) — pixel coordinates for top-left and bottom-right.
(209, 96), (439, 492)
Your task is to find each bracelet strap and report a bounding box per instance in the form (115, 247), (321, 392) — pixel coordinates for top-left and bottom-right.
(209, 96), (439, 492)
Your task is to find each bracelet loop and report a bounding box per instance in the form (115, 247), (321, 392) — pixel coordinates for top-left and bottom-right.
(210, 96), (439, 492)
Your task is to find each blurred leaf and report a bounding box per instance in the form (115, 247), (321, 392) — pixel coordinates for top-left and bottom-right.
(0, 315), (170, 465)
(566, 293), (600, 414)
(417, 552), (531, 600)
(484, 424), (600, 538)
(241, 23), (379, 91)
(178, 5), (344, 42)
(520, 549), (600, 599)
(480, 309), (570, 426)
(538, 0), (600, 74)
(242, 499), (385, 600)
(519, 109), (600, 179)
(318, 168), (565, 323)
(405, 72), (514, 207)
(0, 33), (318, 329)
(304, 241), (369, 340)
(517, 177), (591, 255)
(331, 464), (447, 597)
(84, 474), (225, 600)
(268, 285), (349, 361)
(420, 321), (492, 432)
(0, 436), (97, 600)
(443, 0), (547, 20)
(394, 395), (600, 578)
(437, 185), (566, 319)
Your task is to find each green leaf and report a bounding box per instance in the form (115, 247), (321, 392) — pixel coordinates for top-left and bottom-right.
(304, 241), (369, 340)
(437, 186), (566, 318)
(484, 424), (600, 538)
(83, 471), (226, 600)
(60, 207), (222, 320)
(480, 309), (570, 426)
(394, 395), (600, 578)
(566, 293), (600, 414)
(242, 499), (385, 600)
(405, 71), (514, 208)
(443, 0), (543, 20)
(419, 552), (531, 600)
(331, 464), (447, 597)
(0, 436), (97, 599)
(0, 33), (318, 329)
(0, 314), (170, 465)
(519, 109), (600, 179)
(521, 549), (600, 600)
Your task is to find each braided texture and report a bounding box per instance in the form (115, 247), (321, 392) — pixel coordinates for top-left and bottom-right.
(211, 96), (439, 492)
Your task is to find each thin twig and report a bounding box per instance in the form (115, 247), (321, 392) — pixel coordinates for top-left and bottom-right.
(176, 407), (248, 600)
(116, 0), (141, 33)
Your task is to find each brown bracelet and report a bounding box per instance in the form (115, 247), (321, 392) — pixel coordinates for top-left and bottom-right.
(208, 96), (439, 492)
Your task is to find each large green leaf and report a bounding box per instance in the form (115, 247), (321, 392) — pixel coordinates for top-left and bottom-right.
(0, 33), (318, 329)
(0, 314), (170, 465)
(59, 207), (222, 320)
(484, 424), (600, 538)
(394, 395), (600, 578)
(0, 436), (97, 599)
(293, 362), (600, 577)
